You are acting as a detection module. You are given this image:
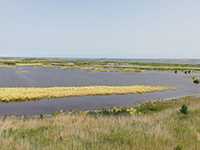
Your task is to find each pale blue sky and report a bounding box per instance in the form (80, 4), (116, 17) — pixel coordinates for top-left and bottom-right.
(0, 0), (200, 58)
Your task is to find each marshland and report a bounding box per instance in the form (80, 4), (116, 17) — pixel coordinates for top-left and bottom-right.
(0, 58), (199, 116)
(0, 58), (199, 149)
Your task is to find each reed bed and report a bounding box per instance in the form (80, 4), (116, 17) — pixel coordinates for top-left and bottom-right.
(15, 63), (43, 66)
(0, 65), (16, 69)
(0, 85), (176, 102)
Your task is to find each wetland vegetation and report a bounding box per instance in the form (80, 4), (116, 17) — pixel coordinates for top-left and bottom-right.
(1, 96), (200, 150)
(1, 58), (200, 73)
(0, 65), (16, 69)
(193, 79), (200, 84)
(0, 85), (175, 103)
(16, 70), (28, 73)
(0, 58), (199, 149)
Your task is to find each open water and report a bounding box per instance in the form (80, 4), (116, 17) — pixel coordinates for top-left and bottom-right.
(0, 65), (199, 116)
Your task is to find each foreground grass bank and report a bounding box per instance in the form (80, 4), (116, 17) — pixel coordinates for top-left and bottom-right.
(0, 85), (175, 102)
(1, 96), (200, 150)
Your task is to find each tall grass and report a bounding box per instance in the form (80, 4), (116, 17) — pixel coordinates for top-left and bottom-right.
(1, 97), (200, 150)
(0, 85), (175, 102)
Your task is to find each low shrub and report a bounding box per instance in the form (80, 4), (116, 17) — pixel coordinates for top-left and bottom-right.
(3, 62), (16, 65)
(180, 104), (188, 114)
(40, 113), (44, 119)
(51, 111), (58, 117)
(193, 79), (200, 84)
(174, 144), (183, 150)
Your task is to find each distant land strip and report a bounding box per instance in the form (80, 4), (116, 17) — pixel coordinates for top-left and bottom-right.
(0, 85), (176, 103)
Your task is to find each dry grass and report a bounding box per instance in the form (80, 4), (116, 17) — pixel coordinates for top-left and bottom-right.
(0, 85), (175, 102)
(1, 97), (200, 149)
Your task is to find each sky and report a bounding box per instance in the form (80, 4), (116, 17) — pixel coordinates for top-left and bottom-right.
(0, 0), (200, 59)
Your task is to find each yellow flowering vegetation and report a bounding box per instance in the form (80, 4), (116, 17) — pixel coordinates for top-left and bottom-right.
(0, 65), (16, 69)
(125, 108), (137, 114)
(16, 70), (28, 73)
(0, 85), (176, 102)
(15, 63), (43, 66)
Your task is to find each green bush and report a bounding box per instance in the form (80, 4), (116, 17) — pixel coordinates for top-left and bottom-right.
(193, 79), (200, 84)
(180, 104), (188, 114)
(40, 113), (44, 119)
(3, 62), (16, 65)
(174, 144), (183, 150)
(51, 111), (58, 117)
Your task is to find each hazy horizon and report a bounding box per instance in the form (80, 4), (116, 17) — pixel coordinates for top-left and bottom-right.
(1, 55), (200, 60)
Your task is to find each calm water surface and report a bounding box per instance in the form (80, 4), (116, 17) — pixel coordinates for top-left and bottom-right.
(0, 66), (199, 116)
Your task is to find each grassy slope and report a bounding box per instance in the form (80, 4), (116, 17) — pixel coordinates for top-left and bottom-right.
(1, 97), (200, 150)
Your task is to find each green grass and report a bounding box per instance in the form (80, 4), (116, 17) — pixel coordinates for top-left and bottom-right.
(128, 62), (200, 67)
(1, 96), (200, 149)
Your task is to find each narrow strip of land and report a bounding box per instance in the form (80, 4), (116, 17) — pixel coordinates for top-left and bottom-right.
(0, 85), (176, 102)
